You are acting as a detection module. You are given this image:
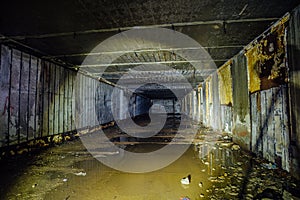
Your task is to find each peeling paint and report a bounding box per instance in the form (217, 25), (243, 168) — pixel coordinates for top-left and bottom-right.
(245, 15), (289, 93)
(217, 60), (233, 106)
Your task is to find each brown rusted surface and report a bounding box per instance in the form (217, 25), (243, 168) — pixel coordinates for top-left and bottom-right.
(217, 60), (233, 106)
(245, 14), (289, 93)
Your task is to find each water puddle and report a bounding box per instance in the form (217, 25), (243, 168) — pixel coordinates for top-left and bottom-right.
(0, 117), (299, 200)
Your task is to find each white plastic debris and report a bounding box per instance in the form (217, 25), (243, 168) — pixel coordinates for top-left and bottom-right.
(74, 172), (87, 176)
(181, 175), (191, 185)
(231, 144), (241, 151)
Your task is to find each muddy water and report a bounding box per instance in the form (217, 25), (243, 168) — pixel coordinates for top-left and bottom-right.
(0, 119), (299, 199)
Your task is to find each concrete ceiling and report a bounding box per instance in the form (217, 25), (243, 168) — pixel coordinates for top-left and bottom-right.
(1, 0), (299, 99)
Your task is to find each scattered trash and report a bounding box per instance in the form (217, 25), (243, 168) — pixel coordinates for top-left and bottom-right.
(224, 123), (230, 132)
(198, 182), (203, 187)
(261, 163), (277, 169)
(180, 196), (190, 200)
(63, 178), (68, 182)
(254, 188), (282, 199)
(181, 184), (190, 189)
(199, 193), (205, 198)
(181, 175), (191, 185)
(74, 171), (87, 176)
(32, 183), (38, 188)
(223, 135), (231, 140)
(228, 192), (239, 196)
(231, 144), (241, 151)
(219, 142), (232, 147)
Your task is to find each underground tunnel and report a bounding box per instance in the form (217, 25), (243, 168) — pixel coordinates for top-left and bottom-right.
(1, 1), (300, 199)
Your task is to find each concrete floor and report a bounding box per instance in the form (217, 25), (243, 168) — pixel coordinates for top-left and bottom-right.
(0, 116), (299, 200)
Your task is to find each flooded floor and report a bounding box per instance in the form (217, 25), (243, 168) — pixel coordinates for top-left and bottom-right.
(0, 116), (300, 200)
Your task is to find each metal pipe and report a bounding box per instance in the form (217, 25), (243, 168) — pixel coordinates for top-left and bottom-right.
(78, 59), (227, 68)
(0, 34), (74, 68)
(6, 17), (279, 40)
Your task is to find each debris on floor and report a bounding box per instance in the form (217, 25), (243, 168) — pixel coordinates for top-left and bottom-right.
(73, 171), (87, 176)
(180, 174), (191, 185)
(0, 116), (299, 200)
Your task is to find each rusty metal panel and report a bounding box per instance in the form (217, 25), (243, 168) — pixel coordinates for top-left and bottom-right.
(245, 15), (289, 93)
(217, 60), (233, 106)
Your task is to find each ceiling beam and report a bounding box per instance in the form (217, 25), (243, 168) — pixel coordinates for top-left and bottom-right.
(78, 59), (226, 68)
(1, 17), (279, 40)
(42, 45), (244, 59)
(0, 34), (75, 68)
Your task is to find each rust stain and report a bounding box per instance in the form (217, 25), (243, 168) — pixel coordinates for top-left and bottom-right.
(217, 60), (233, 106)
(237, 131), (248, 137)
(245, 15), (289, 93)
(256, 92), (261, 112)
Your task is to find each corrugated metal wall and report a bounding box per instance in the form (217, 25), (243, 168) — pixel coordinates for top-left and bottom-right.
(0, 44), (151, 152)
(231, 53), (251, 150)
(199, 6), (300, 177)
(218, 61), (233, 133)
(0, 45), (76, 148)
(246, 15), (290, 171)
(287, 5), (300, 179)
(181, 90), (201, 122)
(250, 86), (290, 170)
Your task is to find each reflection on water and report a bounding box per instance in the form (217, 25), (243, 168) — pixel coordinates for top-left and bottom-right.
(0, 117), (299, 200)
